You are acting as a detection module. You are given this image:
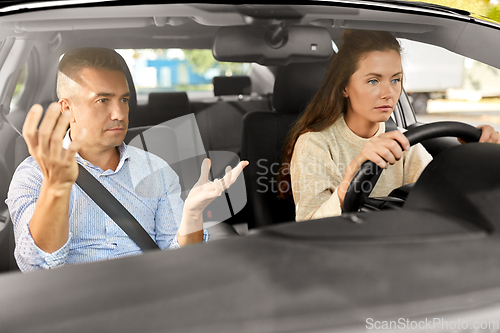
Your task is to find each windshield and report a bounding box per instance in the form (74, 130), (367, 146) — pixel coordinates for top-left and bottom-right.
(116, 48), (252, 100)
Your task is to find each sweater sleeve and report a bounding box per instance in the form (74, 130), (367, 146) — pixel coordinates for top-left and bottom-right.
(290, 133), (344, 221)
(403, 143), (433, 185)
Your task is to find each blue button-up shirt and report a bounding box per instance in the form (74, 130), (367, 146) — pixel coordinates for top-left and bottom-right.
(6, 132), (203, 272)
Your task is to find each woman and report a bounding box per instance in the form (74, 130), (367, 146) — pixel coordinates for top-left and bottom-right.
(278, 29), (500, 221)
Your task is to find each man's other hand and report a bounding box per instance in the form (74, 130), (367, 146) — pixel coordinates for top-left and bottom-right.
(177, 158), (248, 245)
(184, 158), (249, 215)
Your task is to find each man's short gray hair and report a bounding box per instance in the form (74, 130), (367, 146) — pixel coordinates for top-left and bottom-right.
(56, 47), (125, 100)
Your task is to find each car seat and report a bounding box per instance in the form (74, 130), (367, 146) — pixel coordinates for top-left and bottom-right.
(241, 61), (330, 229)
(213, 76), (251, 97)
(195, 75), (271, 155)
(147, 92), (190, 126)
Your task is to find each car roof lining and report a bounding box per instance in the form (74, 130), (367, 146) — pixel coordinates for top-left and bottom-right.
(0, 5), (481, 50)
(0, 3), (499, 74)
(0, 5), (470, 39)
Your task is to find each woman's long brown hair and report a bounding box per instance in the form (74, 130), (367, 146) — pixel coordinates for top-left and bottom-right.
(277, 29), (402, 200)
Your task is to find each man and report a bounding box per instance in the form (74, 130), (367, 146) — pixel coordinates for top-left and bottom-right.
(6, 48), (248, 272)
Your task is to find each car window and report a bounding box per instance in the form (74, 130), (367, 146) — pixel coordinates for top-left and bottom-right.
(116, 48), (252, 100)
(9, 62), (28, 109)
(400, 38), (500, 132)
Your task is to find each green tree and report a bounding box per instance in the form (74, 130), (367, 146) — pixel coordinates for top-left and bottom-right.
(183, 49), (216, 76)
(411, 0), (500, 23)
(183, 49), (247, 77)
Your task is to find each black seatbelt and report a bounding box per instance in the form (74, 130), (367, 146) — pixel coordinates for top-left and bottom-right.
(76, 164), (160, 251)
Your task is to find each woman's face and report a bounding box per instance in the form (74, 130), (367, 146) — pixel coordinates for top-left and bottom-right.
(344, 49), (402, 133)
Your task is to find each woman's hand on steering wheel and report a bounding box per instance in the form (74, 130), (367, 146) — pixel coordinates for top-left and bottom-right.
(458, 124), (500, 144)
(356, 130), (410, 169)
(338, 130), (410, 207)
(342, 121), (486, 213)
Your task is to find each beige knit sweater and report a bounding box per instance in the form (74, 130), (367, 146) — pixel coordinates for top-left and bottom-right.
(290, 115), (432, 221)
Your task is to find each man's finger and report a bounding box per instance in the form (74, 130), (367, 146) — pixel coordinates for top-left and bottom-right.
(51, 109), (71, 140)
(50, 111), (72, 159)
(38, 102), (62, 134)
(232, 161), (249, 182)
(213, 178), (223, 196)
(197, 158), (211, 183)
(37, 103), (64, 155)
(22, 104), (44, 151)
(64, 127), (87, 161)
(222, 160), (249, 187)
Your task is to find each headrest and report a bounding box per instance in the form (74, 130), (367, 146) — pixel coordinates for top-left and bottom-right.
(213, 76), (251, 96)
(149, 92), (188, 109)
(110, 49), (138, 127)
(148, 92), (190, 121)
(272, 60), (330, 115)
(111, 51), (137, 109)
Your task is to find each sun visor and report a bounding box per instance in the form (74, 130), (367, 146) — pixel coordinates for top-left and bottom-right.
(212, 24), (333, 65)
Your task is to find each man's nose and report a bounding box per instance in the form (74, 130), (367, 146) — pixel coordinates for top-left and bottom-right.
(110, 101), (128, 121)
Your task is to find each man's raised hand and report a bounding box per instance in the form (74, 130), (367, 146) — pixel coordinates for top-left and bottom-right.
(22, 102), (86, 191)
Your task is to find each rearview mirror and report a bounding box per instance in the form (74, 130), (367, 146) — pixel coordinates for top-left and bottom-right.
(213, 24), (333, 65)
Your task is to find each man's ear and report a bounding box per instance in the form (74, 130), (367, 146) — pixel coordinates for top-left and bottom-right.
(58, 99), (75, 123)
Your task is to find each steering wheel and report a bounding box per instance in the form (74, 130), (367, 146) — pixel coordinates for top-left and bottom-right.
(342, 121), (482, 213)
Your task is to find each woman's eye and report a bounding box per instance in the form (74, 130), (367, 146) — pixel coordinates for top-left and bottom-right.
(368, 79), (378, 85)
(391, 78), (401, 84)
(121, 98), (129, 104)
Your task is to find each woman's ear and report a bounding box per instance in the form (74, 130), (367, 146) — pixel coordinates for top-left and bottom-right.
(343, 87), (349, 98)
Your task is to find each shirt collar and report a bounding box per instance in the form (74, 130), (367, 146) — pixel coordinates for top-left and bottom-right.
(63, 130), (130, 172)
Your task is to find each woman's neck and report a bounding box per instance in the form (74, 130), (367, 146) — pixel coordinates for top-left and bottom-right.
(344, 112), (380, 138)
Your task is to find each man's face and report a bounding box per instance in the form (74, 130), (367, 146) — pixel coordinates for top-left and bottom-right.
(64, 67), (130, 154)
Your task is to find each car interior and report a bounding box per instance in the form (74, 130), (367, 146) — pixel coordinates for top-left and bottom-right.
(3, 2), (500, 332)
(0, 2), (496, 272)
(0, 3), (499, 273)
